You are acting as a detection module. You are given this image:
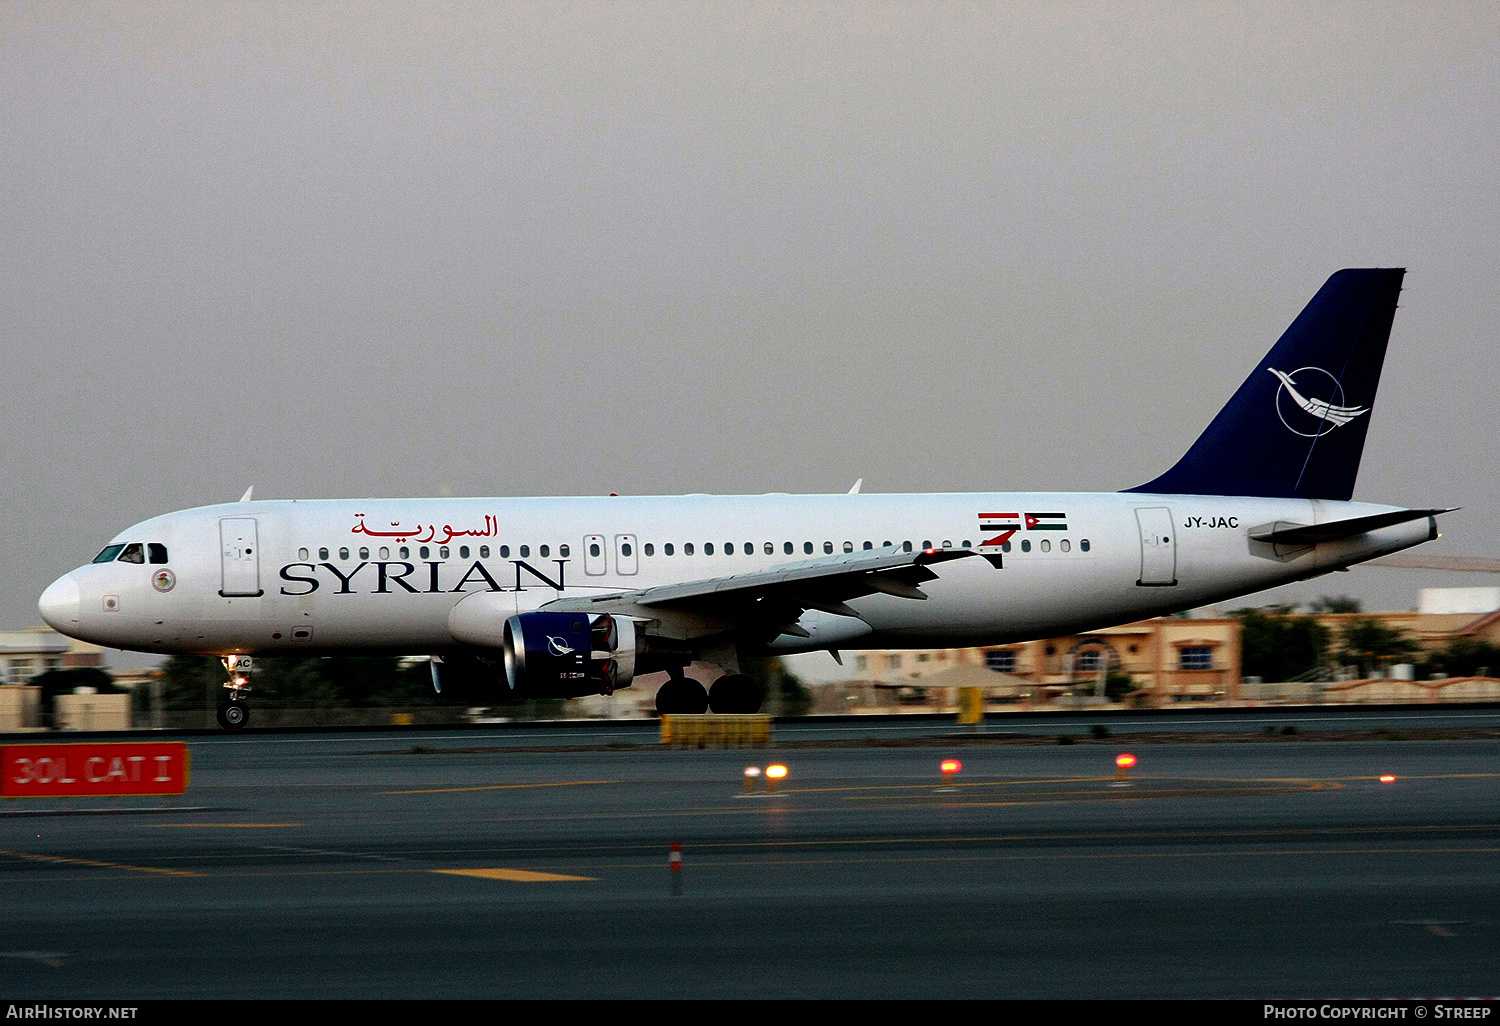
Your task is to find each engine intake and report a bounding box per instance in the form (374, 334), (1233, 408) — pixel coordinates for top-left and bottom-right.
(502, 612), (639, 698)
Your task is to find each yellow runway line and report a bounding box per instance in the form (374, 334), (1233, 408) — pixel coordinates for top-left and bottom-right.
(383, 780), (620, 795)
(432, 867), (597, 882)
(0, 848), (201, 877)
(144, 823), (303, 829)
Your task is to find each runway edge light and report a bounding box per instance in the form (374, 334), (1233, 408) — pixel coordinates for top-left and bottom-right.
(1116, 753), (1137, 782)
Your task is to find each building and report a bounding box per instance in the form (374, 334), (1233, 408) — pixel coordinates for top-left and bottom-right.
(844, 615), (1243, 708)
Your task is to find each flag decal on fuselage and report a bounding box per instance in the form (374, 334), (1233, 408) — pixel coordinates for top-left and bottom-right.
(977, 512), (1068, 547)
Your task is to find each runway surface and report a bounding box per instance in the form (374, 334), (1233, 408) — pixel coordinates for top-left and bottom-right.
(3, 715), (1500, 998)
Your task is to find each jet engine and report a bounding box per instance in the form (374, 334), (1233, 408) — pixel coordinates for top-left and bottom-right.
(501, 612), (640, 698)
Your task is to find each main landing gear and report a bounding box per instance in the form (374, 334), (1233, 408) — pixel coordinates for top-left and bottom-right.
(217, 654), (252, 730)
(654, 672), (764, 715)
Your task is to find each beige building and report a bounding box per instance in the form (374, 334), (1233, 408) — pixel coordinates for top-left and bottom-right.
(847, 615), (1243, 708)
(0, 627), (104, 684)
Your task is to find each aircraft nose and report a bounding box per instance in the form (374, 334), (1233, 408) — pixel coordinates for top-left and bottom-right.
(38, 573), (81, 631)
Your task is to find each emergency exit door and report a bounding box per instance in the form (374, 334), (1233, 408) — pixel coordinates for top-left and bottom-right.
(219, 517), (263, 597)
(1135, 507), (1177, 586)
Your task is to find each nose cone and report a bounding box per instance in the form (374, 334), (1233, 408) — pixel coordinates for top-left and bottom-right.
(38, 573), (81, 632)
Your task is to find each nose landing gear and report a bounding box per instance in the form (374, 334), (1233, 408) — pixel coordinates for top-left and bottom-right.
(217, 654), (252, 730)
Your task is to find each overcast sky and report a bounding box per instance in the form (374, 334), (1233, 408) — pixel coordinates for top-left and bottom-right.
(3, 2), (1497, 657)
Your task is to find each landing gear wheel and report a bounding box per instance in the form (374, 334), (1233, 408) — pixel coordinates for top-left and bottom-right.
(217, 701), (249, 730)
(655, 678), (709, 716)
(709, 674), (764, 714)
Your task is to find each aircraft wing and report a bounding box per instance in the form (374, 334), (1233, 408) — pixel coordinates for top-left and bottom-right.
(541, 546), (995, 638)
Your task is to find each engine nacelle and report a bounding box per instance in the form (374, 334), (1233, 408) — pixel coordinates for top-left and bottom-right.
(502, 612), (640, 698)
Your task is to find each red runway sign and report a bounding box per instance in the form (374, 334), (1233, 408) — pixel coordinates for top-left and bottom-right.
(1, 742), (190, 798)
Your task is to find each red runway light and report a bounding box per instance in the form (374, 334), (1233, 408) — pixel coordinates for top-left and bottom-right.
(940, 759), (962, 775)
(1116, 754), (1137, 769)
(1379, 774), (1396, 783)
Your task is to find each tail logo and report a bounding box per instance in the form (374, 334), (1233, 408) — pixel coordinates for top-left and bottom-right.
(1268, 367), (1369, 438)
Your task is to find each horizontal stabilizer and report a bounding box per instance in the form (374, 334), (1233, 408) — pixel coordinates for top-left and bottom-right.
(1248, 508), (1452, 547)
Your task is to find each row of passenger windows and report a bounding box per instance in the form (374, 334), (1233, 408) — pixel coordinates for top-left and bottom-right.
(298, 538), (1092, 561)
(299, 544), (526, 562)
(93, 542), (169, 565)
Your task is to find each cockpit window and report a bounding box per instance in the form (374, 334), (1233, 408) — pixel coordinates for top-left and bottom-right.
(148, 543), (168, 564)
(92, 545), (125, 564)
(117, 543), (145, 564)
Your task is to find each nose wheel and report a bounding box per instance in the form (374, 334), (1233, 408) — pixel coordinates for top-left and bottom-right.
(216, 698), (249, 729)
(218, 654), (253, 730)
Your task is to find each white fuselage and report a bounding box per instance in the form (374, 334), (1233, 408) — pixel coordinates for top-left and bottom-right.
(39, 491), (1434, 659)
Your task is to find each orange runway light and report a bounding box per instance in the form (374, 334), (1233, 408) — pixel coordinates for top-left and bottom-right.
(1380, 774), (1396, 783)
(765, 764), (787, 792)
(938, 758), (962, 790)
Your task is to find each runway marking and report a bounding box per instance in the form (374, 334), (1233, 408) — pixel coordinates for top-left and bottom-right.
(431, 867), (596, 882)
(144, 823), (303, 829)
(381, 780), (620, 795)
(604, 845), (1500, 870)
(0, 849), (201, 877)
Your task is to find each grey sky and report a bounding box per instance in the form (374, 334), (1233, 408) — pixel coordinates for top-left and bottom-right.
(3, 3), (1497, 654)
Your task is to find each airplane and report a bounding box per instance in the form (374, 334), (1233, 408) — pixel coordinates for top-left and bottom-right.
(38, 268), (1449, 728)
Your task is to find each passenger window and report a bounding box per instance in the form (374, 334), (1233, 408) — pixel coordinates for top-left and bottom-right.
(685, 543), (695, 555)
(359, 547), (370, 560)
(941, 540), (952, 549)
(902, 541), (913, 553)
(1040, 539), (1051, 553)
(400, 546), (411, 559)
(726, 542), (735, 555)
(645, 543), (655, 556)
(1060, 540), (1070, 552)
(93, 545), (125, 564)
(1001, 540), (1012, 553)
(340, 547), (351, 560)
(519, 546), (529, 558)
(319, 547), (330, 561)
(297, 548), (309, 561)
(1081, 539), (1091, 552)
(420, 546), (430, 559)
(540, 545), (550, 558)
(742, 542), (752, 555)
(862, 541), (872, 550)
(824, 542), (834, 554)
(499, 545), (510, 558)
(764, 542), (773, 555)
(1021, 539), (1031, 553)
(842, 541), (853, 553)
(589, 543), (601, 557)
(922, 540), (932, 551)
(148, 543), (169, 564)
(665, 543), (675, 556)
(459, 546), (470, 559)
(784, 542), (794, 555)
(622, 543), (633, 557)
(118, 543), (145, 564)
(560, 544), (570, 557)
(804, 542), (814, 555)
(480, 546), (490, 558)
(379, 547), (390, 560)
(962, 540), (972, 548)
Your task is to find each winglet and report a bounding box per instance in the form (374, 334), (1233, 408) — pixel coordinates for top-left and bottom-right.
(848, 479), (863, 494)
(238, 486), (255, 503)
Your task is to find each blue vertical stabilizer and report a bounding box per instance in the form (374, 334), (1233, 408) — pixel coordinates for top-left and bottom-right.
(1128, 268), (1405, 500)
